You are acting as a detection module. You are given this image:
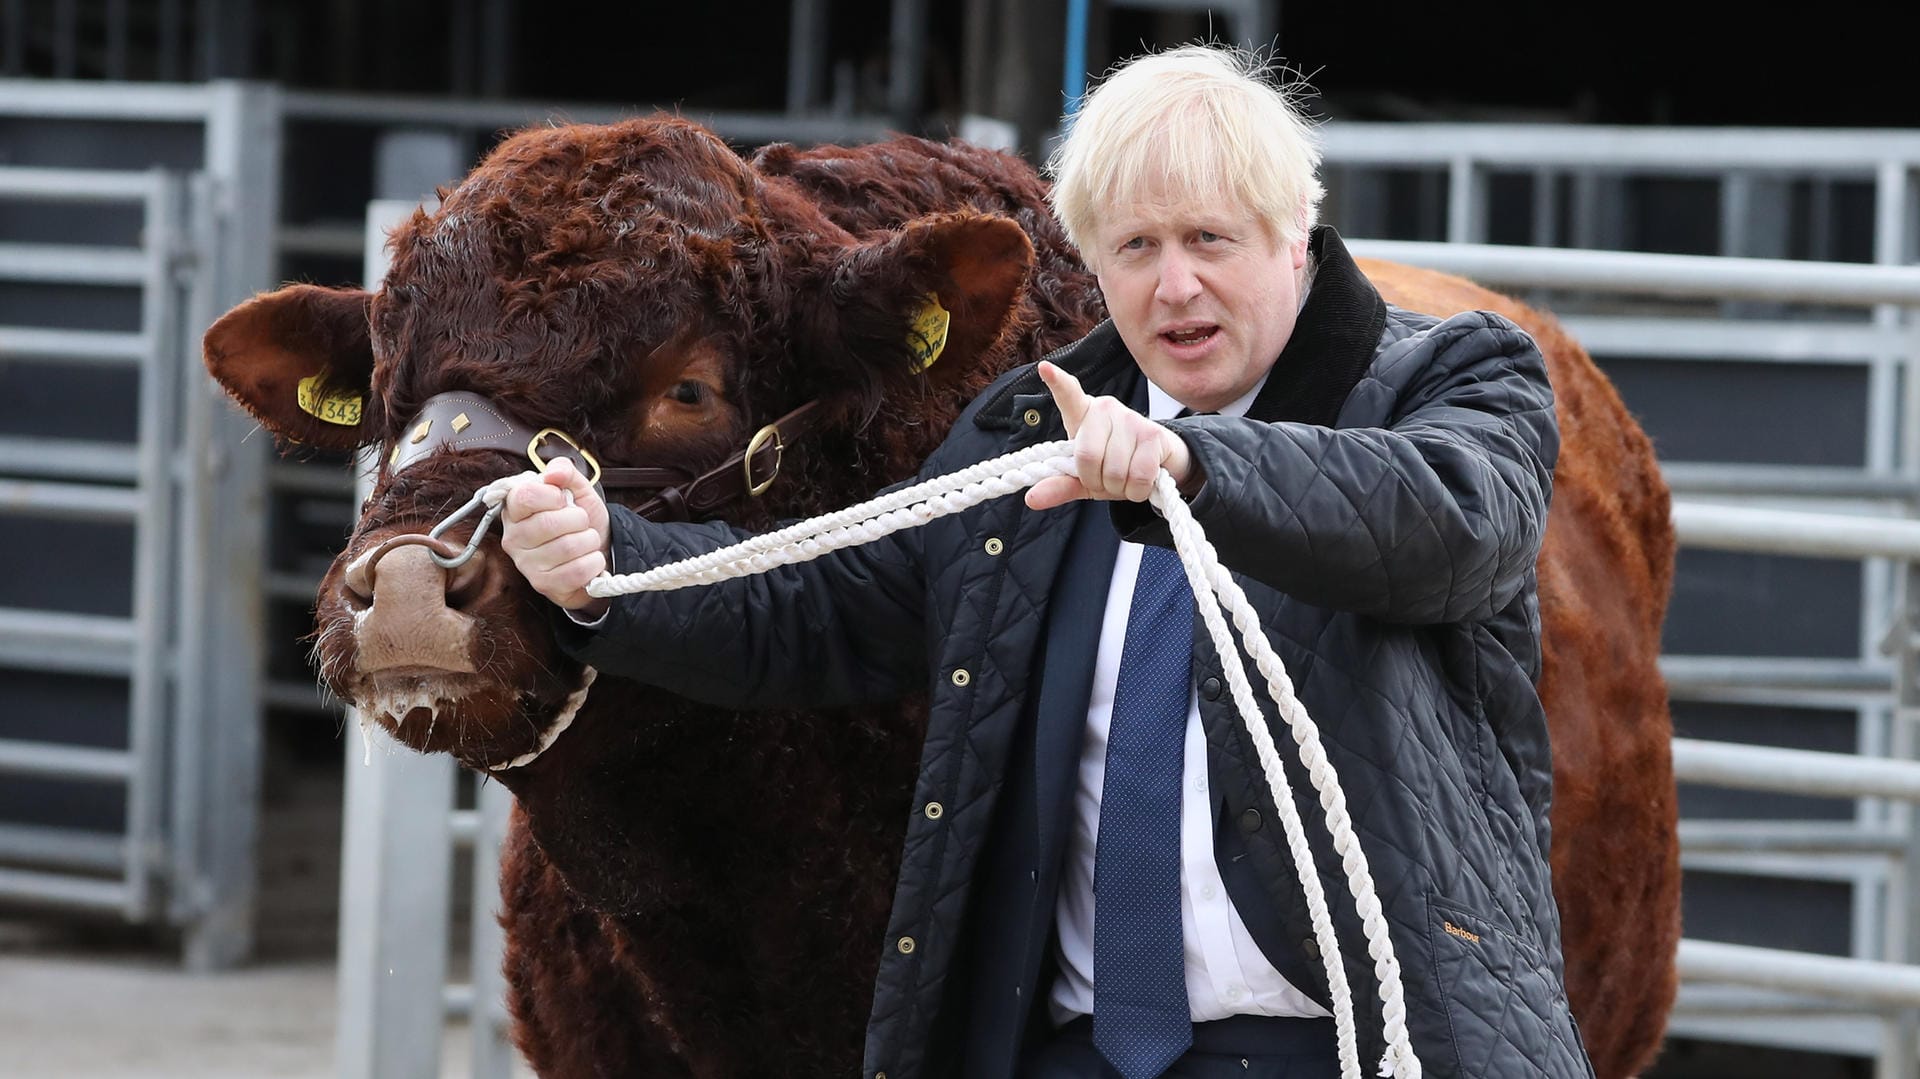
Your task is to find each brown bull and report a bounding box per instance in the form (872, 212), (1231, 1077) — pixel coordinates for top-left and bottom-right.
(202, 117), (1677, 1078)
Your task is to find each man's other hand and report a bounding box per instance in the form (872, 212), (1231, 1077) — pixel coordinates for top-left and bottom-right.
(500, 456), (613, 619)
(1025, 361), (1196, 511)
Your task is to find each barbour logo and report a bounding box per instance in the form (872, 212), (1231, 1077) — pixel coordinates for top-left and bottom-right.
(1443, 920), (1481, 944)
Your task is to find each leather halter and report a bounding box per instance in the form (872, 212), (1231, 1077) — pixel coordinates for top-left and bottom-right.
(385, 390), (827, 522)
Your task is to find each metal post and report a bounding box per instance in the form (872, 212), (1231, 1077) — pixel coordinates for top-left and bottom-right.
(469, 781), (516, 1079)
(179, 80), (282, 971)
(334, 198), (459, 1079)
(1446, 155), (1487, 245)
(786, 0), (828, 115)
(125, 169), (185, 923)
(887, 0), (927, 132)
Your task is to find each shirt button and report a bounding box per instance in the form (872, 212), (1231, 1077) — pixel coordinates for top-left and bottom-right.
(983, 537), (1004, 556)
(897, 936), (916, 955)
(1201, 883), (1217, 901)
(1023, 408), (1042, 427)
(1193, 774), (1208, 793)
(1238, 807), (1263, 833)
(1303, 936), (1322, 959)
(951, 668), (970, 687)
(923, 801), (943, 820)
(1202, 676), (1223, 701)
(1225, 985), (1245, 1002)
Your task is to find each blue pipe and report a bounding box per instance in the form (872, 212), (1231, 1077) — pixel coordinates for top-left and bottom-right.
(1063, 0), (1090, 127)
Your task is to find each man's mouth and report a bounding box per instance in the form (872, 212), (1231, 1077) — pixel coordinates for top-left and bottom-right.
(1162, 325), (1219, 346)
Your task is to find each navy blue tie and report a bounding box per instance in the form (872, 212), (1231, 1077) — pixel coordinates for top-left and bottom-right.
(1092, 543), (1195, 1079)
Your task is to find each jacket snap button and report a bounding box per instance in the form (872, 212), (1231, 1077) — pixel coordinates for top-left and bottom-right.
(984, 537), (1004, 556)
(897, 935), (916, 954)
(1202, 675), (1223, 701)
(951, 668), (971, 687)
(1238, 807), (1263, 833)
(1023, 408), (1042, 427)
(1303, 936), (1321, 959)
(924, 801), (943, 820)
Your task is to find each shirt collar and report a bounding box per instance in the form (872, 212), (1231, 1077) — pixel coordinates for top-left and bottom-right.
(1145, 369), (1272, 421)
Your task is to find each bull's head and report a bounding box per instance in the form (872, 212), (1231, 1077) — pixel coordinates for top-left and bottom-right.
(201, 117), (1034, 770)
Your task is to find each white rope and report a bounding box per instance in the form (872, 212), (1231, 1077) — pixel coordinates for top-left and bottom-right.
(558, 441), (1419, 1078)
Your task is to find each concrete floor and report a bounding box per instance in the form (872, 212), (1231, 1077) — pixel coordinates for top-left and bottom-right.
(0, 925), (498, 1079)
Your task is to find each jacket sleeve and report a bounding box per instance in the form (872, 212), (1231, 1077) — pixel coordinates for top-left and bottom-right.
(553, 498), (928, 711)
(1113, 313), (1558, 626)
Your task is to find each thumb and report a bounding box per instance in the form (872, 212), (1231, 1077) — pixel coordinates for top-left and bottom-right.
(1037, 361), (1090, 436)
(541, 457), (604, 520)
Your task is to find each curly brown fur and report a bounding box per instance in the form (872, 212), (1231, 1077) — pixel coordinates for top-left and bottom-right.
(202, 118), (1676, 1078)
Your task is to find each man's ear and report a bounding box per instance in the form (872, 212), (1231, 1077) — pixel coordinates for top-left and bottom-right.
(202, 284), (377, 451)
(804, 211), (1034, 395)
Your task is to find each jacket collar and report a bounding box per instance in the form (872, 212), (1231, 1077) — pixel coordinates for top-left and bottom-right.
(976, 226), (1386, 430)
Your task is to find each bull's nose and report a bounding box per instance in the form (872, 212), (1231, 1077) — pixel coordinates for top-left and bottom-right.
(351, 544), (482, 674)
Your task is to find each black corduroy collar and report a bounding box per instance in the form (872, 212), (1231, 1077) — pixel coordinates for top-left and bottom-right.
(1244, 227), (1387, 427)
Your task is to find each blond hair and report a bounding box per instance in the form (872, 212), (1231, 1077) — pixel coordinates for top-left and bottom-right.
(1047, 44), (1325, 262)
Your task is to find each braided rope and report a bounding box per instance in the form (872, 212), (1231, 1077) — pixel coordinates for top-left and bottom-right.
(562, 442), (1418, 1078)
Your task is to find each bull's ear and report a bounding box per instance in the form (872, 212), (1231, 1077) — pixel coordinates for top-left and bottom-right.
(202, 284), (377, 451)
(817, 212), (1034, 390)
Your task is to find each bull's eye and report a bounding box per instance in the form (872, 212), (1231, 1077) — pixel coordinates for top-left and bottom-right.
(668, 381), (706, 405)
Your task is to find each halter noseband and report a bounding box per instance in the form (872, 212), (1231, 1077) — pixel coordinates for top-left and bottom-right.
(384, 390), (826, 522)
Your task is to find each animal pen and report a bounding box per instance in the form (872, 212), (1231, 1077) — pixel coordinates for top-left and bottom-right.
(7, 77), (1920, 1077)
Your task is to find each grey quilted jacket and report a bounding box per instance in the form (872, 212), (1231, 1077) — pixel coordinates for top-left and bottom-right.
(563, 229), (1594, 1078)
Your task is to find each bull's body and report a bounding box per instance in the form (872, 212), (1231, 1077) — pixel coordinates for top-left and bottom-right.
(203, 120), (1676, 1078)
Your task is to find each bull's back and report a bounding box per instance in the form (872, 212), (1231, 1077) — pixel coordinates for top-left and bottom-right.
(1358, 257), (1679, 1079)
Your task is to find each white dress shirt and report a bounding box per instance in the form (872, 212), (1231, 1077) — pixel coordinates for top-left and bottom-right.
(1047, 372), (1332, 1026)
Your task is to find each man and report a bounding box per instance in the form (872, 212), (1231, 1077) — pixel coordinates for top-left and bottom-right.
(503, 45), (1592, 1079)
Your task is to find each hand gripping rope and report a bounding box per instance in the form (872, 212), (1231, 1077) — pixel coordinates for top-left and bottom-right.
(453, 442), (1421, 1078)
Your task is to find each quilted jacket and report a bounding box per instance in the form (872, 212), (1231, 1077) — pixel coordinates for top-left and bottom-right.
(561, 228), (1594, 1078)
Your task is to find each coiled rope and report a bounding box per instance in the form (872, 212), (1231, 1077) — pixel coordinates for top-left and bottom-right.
(457, 442), (1420, 1078)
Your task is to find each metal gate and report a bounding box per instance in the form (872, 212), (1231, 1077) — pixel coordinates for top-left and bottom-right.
(0, 164), (188, 922)
(0, 79), (280, 969)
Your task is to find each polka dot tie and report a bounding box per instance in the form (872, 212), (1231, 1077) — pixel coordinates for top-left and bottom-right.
(1092, 543), (1194, 1079)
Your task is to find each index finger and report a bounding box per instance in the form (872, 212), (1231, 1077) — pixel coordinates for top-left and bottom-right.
(1037, 361), (1091, 436)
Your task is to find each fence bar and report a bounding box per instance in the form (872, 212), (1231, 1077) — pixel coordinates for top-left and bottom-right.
(1562, 317), (1907, 364)
(0, 167), (166, 202)
(0, 741), (134, 781)
(0, 243), (149, 285)
(1325, 124), (1920, 171)
(0, 867), (131, 911)
(1681, 939), (1920, 1008)
(1673, 738), (1920, 801)
(0, 823), (124, 873)
(0, 478), (143, 521)
(1680, 820), (1907, 855)
(0, 437), (140, 483)
(1348, 240), (1920, 306)
(0, 327), (147, 364)
(1661, 655), (1894, 693)
(280, 90), (892, 145)
(1663, 465), (1920, 500)
(1674, 502), (1920, 561)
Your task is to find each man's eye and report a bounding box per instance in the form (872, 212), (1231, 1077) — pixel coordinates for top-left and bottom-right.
(1120, 237), (1147, 252)
(1197, 230), (1222, 243)
(668, 381), (706, 405)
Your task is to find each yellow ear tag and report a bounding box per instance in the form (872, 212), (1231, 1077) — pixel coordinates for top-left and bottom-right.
(296, 372), (364, 426)
(906, 295), (951, 372)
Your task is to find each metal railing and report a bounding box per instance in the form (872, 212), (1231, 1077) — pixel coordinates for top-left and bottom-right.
(0, 79), (278, 970)
(0, 164), (183, 923)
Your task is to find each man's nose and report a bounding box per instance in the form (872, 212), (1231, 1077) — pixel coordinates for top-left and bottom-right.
(1154, 249), (1202, 306)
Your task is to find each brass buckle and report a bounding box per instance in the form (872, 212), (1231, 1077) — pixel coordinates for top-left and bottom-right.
(743, 423), (784, 497)
(527, 427), (602, 487)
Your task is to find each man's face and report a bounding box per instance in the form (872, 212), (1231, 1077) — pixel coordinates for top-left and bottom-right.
(1091, 197), (1309, 414)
